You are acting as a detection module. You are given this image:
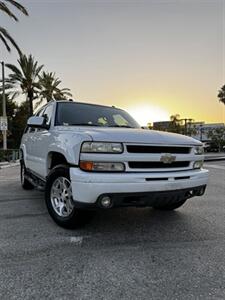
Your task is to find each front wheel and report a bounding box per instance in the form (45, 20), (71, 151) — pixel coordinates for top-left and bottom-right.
(45, 165), (87, 229)
(152, 199), (187, 211)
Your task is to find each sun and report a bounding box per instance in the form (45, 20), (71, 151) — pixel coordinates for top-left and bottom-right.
(127, 105), (170, 126)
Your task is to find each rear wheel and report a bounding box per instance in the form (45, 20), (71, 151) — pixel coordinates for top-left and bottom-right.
(153, 199), (187, 211)
(20, 160), (34, 190)
(45, 165), (87, 229)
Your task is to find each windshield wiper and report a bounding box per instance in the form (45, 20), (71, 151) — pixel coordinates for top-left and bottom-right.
(70, 123), (101, 126)
(69, 123), (134, 128)
(108, 125), (133, 128)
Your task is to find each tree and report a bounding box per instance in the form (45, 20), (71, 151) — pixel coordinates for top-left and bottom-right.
(12, 101), (29, 147)
(186, 124), (198, 137)
(207, 128), (225, 152)
(218, 85), (225, 105)
(0, 93), (18, 148)
(0, 95), (30, 149)
(0, 0), (28, 54)
(4, 54), (43, 116)
(37, 71), (72, 105)
(169, 114), (182, 133)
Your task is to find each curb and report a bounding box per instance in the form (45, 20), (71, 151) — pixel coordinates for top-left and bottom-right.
(0, 161), (20, 169)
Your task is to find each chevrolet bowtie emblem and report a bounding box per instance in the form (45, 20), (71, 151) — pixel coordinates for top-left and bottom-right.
(160, 153), (176, 164)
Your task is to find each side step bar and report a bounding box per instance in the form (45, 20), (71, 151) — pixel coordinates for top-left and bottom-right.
(25, 170), (46, 191)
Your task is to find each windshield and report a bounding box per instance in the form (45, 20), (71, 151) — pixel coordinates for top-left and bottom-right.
(55, 102), (140, 128)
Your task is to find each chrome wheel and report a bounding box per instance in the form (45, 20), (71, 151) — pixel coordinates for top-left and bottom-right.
(50, 176), (74, 217)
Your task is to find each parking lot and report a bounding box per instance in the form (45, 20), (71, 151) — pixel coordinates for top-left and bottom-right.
(0, 162), (225, 299)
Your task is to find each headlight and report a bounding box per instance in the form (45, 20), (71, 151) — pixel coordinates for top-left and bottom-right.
(81, 142), (123, 153)
(80, 161), (125, 172)
(194, 146), (204, 155)
(193, 160), (204, 169)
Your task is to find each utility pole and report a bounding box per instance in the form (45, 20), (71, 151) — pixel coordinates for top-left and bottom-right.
(199, 124), (203, 141)
(1, 61), (7, 150)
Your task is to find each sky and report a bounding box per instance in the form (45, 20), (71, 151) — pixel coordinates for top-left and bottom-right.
(1, 0), (225, 126)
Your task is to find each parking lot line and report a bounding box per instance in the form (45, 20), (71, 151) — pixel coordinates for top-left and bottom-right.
(70, 236), (83, 245)
(0, 178), (18, 182)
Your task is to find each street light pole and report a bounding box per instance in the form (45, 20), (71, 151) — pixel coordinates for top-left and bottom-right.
(1, 61), (7, 150)
(200, 124), (203, 142)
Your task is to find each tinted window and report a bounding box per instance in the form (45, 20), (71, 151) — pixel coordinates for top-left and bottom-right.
(43, 104), (53, 126)
(55, 102), (140, 128)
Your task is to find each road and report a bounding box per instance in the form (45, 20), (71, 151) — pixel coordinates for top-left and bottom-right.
(0, 162), (225, 300)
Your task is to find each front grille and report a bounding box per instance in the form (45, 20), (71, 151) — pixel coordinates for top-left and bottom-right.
(128, 161), (190, 169)
(126, 145), (191, 154)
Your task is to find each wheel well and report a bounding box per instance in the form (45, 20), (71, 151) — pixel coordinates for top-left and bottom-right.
(48, 152), (68, 170)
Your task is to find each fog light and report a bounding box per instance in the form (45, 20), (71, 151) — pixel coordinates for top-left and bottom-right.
(193, 160), (204, 169)
(100, 196), (112, 208)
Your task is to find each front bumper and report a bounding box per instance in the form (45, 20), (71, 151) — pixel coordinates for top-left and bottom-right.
(73, 185), (207, 209)
(69, 168), (209, 207)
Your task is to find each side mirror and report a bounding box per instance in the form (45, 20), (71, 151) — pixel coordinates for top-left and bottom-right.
(27, 116), (49, 129)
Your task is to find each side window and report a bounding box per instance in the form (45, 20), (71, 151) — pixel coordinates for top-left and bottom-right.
(42, 104), (53, 126)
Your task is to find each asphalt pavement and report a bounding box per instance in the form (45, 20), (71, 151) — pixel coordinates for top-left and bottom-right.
(0, 162), (225, 300)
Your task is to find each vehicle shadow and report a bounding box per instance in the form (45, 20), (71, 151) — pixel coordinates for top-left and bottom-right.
(77, 204), (218, 245)
(12, 182), (218, 246)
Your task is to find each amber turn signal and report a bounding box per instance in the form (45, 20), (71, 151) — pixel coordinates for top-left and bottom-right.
(79, 161), (125, 172)
(79, 161), (94, 171)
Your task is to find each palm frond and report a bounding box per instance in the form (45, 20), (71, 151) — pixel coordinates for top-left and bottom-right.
(0, 26), (21, 54)
(5, 63), (22, 75)
(9, 91), (20, 100)
(5, 0), (28, 16)
(0, 1), (18, 20)
(60, 88), (72, 92)
(34, 98), (44, 109)
(0, 82), (15, 91)
(0, 32), (11, 51)
(35, 64), (44, 77)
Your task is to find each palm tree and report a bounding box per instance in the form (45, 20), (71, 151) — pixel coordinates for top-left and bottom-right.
(0, 0), (28, 53)
(38, 71), (72, 104)
(4, 54), (43, 116)
(170, 114), (181, 126)
(169, 114), (182, 133)
(218, 85), (225, 105)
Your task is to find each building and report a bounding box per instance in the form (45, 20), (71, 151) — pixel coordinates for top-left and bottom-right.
(153, 121), (171, 131)
(189, 123), (225, 142)
(153, 120), (225, 143)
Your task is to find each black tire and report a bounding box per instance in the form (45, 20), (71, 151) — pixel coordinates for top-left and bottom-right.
(153, 199), (187, 211)
(20, 160), (34, 190)
(45, 165), (87, 229)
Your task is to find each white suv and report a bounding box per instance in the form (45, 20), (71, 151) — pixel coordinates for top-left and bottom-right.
(20, 100), (209, 228)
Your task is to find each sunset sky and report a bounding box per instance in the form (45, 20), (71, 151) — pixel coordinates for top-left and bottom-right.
(1, 0), (225, 125)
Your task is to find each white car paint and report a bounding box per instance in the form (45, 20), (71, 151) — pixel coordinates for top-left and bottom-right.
(20, 100), (209, 204)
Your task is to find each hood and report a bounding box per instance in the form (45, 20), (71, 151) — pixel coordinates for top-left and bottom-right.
(57, 126), (202, 146)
